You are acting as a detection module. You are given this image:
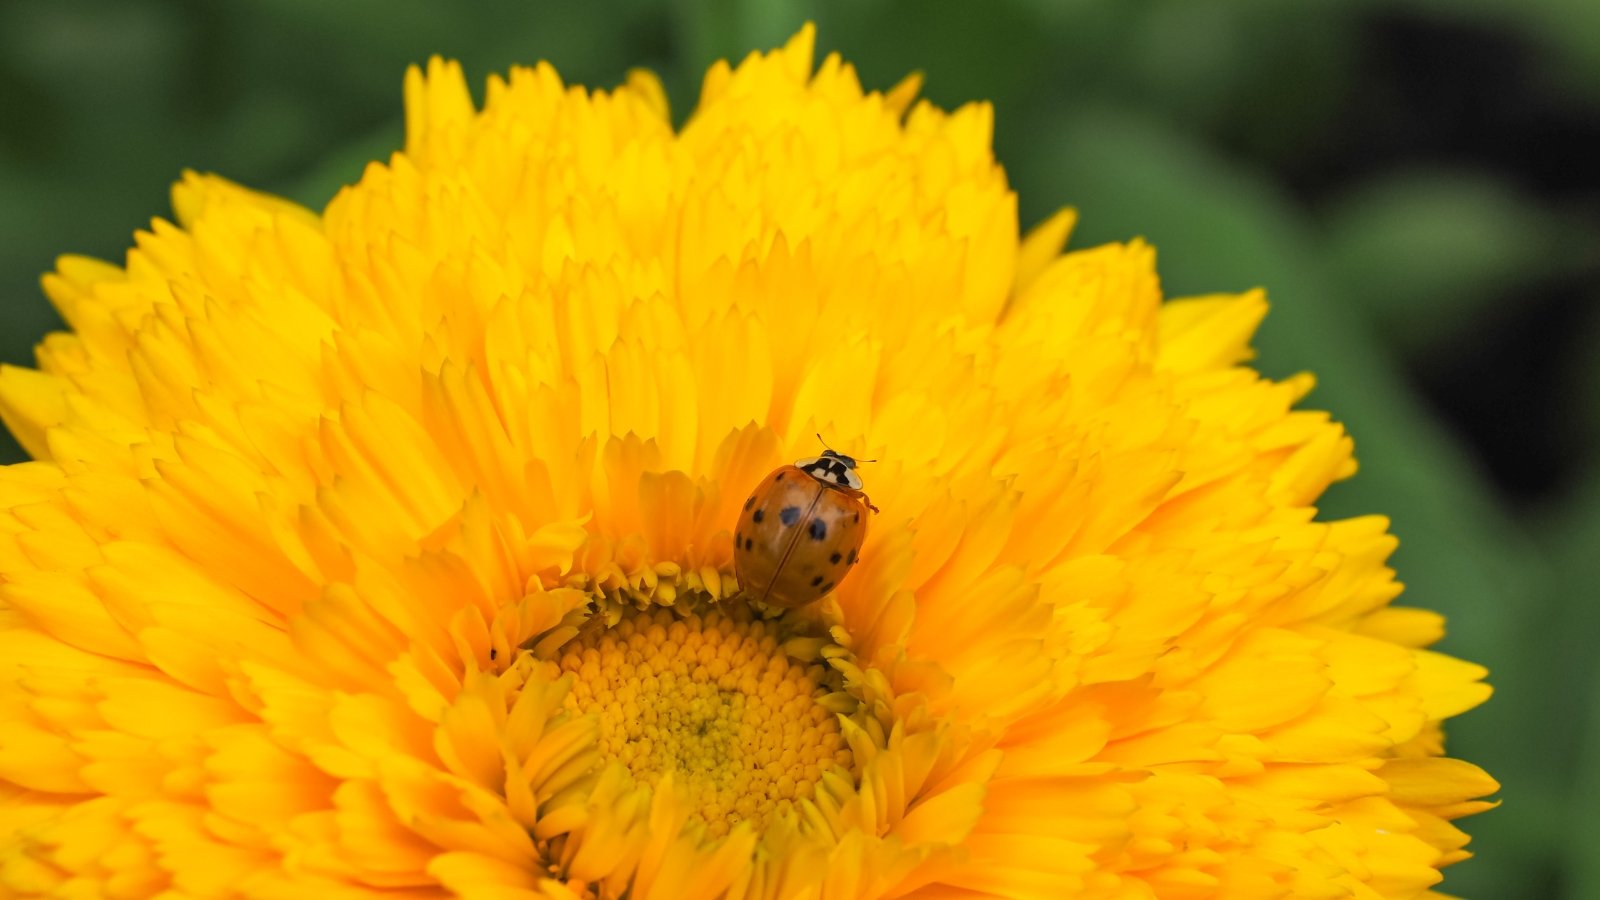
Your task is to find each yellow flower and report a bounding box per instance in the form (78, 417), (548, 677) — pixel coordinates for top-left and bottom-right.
(0, 25), (1496, 899)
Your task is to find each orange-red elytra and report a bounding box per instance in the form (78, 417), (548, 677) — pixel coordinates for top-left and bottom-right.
(733, 447), (877, 608)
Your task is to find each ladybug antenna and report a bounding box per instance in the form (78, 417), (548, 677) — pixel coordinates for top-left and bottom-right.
(814, 433), (876, 464)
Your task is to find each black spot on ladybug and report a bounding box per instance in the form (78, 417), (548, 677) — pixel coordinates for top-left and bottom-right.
(853, 511), (860, 523)
(811, 575), (824, 587)
(809, 519), (827, 541)
(847, 548), (858, 565)
(829, 551), (842, 564)
(735, 530), (742, 547)
(744, 537), (754, 551)
(752, 508), (764, 523)
(780, 506), (800, 526)
(775, 472), (785, 482)
(744, 496), (754, 510)
(819, 581), (834, 595)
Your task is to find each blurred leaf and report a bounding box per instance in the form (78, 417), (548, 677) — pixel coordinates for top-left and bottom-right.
(207, 90), (324, 176)
(818, 0), (1060, 111)
(671, 0), (776, 97)
(1384, 0), (1600, 104)
(1540, 467), (1600, 899)
(281, 121), (404, 211)
(1574, 288), (1600, 463)
(0, 166), (82, 467)
(1125, 0), (1353, 156)
(0, 1), (188, 106)
(1323, 170), (1571, 359)
(1126, 2), (1252, 126)
(735, 0), (820, 56)
(237, 0), (484, 61)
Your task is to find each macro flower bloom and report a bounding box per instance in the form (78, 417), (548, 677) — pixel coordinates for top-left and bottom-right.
(0, 25), (1497, 899)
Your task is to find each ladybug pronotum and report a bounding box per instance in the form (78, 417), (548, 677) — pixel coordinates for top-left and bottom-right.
(733, 449), (877, 608)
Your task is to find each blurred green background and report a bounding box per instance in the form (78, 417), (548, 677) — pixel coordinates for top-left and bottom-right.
(1, 1), (1595, 895)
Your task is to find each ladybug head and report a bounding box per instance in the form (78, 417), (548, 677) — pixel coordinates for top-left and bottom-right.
(796, 450), (865, 491)
(820, 448), (857, 469)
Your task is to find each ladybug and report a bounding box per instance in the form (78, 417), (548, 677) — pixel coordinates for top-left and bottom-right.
(734, 446), (878, 608)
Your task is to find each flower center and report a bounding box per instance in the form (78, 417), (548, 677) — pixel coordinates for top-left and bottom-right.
(557, 606), (850, 837)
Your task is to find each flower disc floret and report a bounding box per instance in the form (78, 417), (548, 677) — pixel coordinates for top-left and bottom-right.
(557, 607), (850, 837)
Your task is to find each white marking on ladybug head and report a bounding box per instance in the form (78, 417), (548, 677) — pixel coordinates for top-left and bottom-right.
(796, 454), (863, 491)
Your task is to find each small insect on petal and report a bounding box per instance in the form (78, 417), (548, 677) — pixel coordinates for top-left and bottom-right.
(733, 448), (875, 608)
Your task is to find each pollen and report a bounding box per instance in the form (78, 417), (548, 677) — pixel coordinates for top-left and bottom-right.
(556, 606), (850, 837)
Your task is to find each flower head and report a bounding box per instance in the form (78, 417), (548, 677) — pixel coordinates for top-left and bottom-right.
(0, 26), (1495, 899)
